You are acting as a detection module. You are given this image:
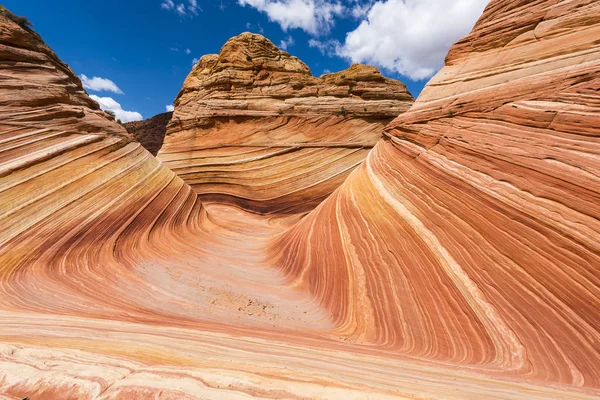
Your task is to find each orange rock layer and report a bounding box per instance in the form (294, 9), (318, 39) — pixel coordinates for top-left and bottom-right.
(275, 0), (600, 387)
(159, 33), (414, 213)
(0, 1), (599, 399)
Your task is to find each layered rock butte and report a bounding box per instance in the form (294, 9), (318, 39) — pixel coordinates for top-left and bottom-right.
(0, 1), (599, 399)
(158, 33), (414, 213)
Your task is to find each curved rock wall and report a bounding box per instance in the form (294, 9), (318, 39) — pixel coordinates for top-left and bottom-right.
(0, 8), (202, 323)
(274, 0), (600, 387)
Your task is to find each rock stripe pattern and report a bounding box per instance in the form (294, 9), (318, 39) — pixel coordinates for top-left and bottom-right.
(0, 1), (599, 399)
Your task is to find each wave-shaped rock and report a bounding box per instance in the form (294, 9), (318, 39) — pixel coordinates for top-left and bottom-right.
(0, 1), (599, 399)
(274, 0), (600, 388)
(158, 33), (414, 213)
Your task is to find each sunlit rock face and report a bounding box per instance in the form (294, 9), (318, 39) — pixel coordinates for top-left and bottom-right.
(0, 1), (599, 399)
(0, 7), (126, 136)
(275, 0), (600, 389)
(158, 32), (414, 213)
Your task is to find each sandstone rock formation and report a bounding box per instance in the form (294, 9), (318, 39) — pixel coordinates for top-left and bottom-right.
(275, 0), (600, 388)
(124, 111), (172, 155)
(158, 33), (414, 213)
(0, 1), (599, 399)
(0, 7), (128, 138)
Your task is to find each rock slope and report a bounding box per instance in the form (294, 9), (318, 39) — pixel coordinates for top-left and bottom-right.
(0, 1), (599, 399)
(124, 111), (172, 155)
(275, 0), (600, 388)
(0, 6), (127, 137)
(158, 33), (414, 213)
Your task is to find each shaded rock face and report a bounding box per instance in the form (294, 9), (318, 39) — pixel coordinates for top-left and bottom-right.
(1, 2), (600, 399)
(124, 111), (172, 156)
(159, 32), (414, 213)
(276, 0), (600, 389)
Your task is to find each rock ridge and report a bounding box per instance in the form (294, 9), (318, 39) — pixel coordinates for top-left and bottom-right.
(171, 32), (413, 122)
(0, 6), (128, 137)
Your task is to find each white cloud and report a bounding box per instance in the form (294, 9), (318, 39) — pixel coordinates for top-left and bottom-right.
(245, 22), (265, 34)
(90, 95), (143, 123)
(349, 0), (374, 18)
(185, 48), (191, 54)
(337, 0), (489, 80)
(80, 74), (123, 94)
(166, 105), (175, 112)
(188, 0), (200, 14)
(308, 38), (338, 55)
(162, 0), (200, 17)
(191, 57), (199, 65)
(161, 0), (175, 9)
(279, 36), (295, 50)
(237, 0), (344, 35)
(170, 47), (179, 52)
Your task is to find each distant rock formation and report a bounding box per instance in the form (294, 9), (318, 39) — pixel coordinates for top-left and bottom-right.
(171, 33), (412, 119)
(159, 32), (414, 213)
(124, 111), (172, 155)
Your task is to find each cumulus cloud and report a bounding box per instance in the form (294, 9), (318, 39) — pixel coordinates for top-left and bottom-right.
(80, 74), (123, 94)
(166, 105), (175, 112)
(337, 0), (489, 80)
(237, 0), (344, 35)
(349, 0), (375, 18)
(184, 48), (191, 55)
(279, 36), (295, 50)
(90, 95), (143, 123)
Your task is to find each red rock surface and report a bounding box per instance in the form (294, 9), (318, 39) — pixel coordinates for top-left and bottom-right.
(158, 33), (414, 213)
(124, 111), (172, 156)
(275, 0), (600, 388)
(0, 1), (599, 399)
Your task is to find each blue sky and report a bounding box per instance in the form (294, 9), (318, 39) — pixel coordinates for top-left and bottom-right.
(3, 0), (488, 121)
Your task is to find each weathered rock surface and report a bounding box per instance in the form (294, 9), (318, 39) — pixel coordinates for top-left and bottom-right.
(0, 7), (128, 137)
(158, 33), (414, 213)
(171, 33), (412, 119)
(0, 1), (599, 399)
(124, 111), (172, 155)
(275, 0), (600, 389)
